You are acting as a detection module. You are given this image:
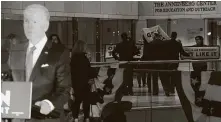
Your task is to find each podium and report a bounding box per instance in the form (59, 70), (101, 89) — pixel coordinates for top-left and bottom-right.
(1, 82), (32, 120)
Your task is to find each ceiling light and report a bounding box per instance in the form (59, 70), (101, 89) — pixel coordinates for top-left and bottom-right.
(207, 32), (211, 36)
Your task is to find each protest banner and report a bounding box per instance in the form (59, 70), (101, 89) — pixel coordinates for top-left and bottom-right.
(141, 25), (170, 43)
(181, 46), (220, 59)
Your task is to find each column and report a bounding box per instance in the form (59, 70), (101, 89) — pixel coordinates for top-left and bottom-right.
(96, 18), (101, 62)
(136, 19), (147, 42)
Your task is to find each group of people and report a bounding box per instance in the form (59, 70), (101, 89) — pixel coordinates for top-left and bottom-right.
(141, 33), (207, 96)
(2, 3), (209, 122)
(139, 32), (190, 96)
(112, 31), (208, 97)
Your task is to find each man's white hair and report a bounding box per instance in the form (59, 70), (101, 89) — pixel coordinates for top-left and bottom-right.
(24, 4), (50, 21)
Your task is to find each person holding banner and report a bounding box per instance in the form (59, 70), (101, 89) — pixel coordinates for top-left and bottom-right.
(142, 33), (170, 96)
(192, 36), (208, 72)
(112, 32), (139, 95)
(166, 32), (190, 94)
(190, 36), (208, 104)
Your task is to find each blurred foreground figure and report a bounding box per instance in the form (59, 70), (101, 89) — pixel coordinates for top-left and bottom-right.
(8, 4), (70, 122)
(2, 34), (22, 73)
(70, 40), (97, 122)
(176, 71), (221, 122)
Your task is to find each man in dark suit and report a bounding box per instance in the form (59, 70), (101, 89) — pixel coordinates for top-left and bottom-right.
(112, 33), (139, 95)
(147, 33), (170, 96)
(166, 32), (189, 94)
(8, 4), (70, 122)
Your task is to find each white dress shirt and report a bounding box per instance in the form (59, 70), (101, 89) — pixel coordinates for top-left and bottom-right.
(27, 35), (55, 111)
(26, 35), (47, 68)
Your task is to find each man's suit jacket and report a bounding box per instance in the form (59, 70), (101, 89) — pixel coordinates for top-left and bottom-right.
(8, 40), (71, 115)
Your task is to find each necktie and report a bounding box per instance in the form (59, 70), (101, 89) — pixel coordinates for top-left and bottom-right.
(26, 46), (36, 81)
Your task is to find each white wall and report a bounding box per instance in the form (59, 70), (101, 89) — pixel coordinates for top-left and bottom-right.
(171, 19), (205, 71)
(171, 19), (205, 46)
(136, 20), (147, 41)
(156, 19), (168, 34)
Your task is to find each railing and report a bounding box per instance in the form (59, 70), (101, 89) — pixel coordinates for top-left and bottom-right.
(91, 59), (221, 122)
(91, 59), (221, 65)
(91, 59), (221, 71)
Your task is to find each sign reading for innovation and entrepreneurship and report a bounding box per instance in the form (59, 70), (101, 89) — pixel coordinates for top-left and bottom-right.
(154, 1), (217, 15)
(1, 82), (32, 119)
(105, 44), (144, 59)
(181, 46), (220, 59)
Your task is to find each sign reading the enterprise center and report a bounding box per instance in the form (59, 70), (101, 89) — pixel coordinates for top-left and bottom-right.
(1, 82), (32, 119)
(154, 1), (217, 15)
(181, 46), (220, 59)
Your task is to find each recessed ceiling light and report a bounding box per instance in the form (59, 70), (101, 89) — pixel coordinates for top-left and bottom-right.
(207, 32), (211, 36)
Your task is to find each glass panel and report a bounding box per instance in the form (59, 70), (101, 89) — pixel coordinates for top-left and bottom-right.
(100, 19), (133, 62)
(207, 19), (221, 71)
(77, 18), (97, 62)
(1, 14), (25, 41)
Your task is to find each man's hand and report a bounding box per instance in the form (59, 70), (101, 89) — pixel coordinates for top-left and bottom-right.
(35, 100), (54, 115)
(88, 79), (95, 85)
(104, 87), (111, 93)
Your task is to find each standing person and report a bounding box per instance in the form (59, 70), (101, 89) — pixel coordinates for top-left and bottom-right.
(2, 34), (23, 81)
(70, 40), (96, 122)
(166, 32), (190, 94)
(192, 36), (207, 72)
(112, 32), (139, 95)
(49, 34), (70, 64)
(143, 33), (170, 96)
(137, 72), (147, 88)
(8, 4), (70, 122)
(190, 36), (207, 93)
(135, 43), (147, 88)
(141, 35), (153, 93)
(7, 33), (22, 51)
(150, 33), (170, 96)
(49, 34), (64, 50)
(2, 34), (22, 64)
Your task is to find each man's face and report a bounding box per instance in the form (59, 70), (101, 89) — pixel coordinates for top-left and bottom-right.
(24, 9), (48, 44)
(122, 35), (128, 41)
(52, 36), (58, 44)
(11, 38), (17, 45)
(195, 38), (202, 45)
(153, 34), (160, 40)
